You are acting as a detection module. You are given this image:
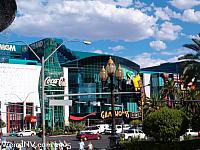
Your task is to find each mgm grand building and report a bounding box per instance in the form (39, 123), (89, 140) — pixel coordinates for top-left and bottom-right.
(0, 38), (142, 133)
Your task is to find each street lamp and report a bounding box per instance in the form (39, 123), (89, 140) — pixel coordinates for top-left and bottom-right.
(99, 57), (123, 149)
(10, 39), (91, 150)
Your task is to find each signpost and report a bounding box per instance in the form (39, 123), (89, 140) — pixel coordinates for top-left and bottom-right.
(49, 100), (72, 106)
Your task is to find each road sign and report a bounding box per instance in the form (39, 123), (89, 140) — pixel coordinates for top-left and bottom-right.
(49, 100), (72, 106)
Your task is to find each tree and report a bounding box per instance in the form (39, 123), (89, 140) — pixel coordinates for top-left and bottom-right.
(160, 80), (181, 107)
(191, 104), (200, 131)
(129, 119), (142, 126)
(143, 94), (165, 117)
(143, 107), (189, 142)
(178, 33), (200, 87)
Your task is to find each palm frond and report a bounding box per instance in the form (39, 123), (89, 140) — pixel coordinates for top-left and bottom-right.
(183, 44), (200, 52)
(192, 38), (200, 49)
(178, 54), (198, 60)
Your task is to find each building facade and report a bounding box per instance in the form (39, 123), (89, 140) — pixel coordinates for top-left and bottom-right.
(0, 38), (142, 133)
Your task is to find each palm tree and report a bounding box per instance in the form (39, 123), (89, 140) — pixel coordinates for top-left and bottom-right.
(160, 80), (180, 107)
(143, 94), (164, 117)
(178, 33), (200, 87)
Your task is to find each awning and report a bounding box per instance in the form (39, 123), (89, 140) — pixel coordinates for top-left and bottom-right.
(69, 112), (96, 121)
(25, 115), (37, 123)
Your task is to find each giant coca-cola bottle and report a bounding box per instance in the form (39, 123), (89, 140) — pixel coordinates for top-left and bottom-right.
(38, 38), (65, 129)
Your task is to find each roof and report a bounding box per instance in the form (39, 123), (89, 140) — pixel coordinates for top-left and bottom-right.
(9, 59), (40, 65)
(71, 51), (105, 60)
(141, 62), (182, 74)
(63, 54), (140, 71)
(141, 61), (199, 74)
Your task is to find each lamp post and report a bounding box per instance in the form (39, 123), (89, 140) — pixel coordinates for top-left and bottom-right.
(99, 57), (123, 149)
(10, 39), (91, 150)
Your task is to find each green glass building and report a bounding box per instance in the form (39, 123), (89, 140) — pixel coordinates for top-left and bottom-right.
(1, 38), (142, 130)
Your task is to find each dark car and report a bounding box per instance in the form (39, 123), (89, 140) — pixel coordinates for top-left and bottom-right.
(76, 132), (101, 141)
(9, 131), (17, 137)
(37, 130), (50, 137)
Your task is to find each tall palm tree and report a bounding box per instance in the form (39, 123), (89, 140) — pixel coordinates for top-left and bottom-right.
(178, 33), (200, 87)
(143, 94), (164, 117)
(160, 80), (180, 107)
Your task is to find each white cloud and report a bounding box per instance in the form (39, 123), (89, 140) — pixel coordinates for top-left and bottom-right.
(181, 9), (200, 24)
(130, 47), (193, 68)
(159, 48), (192, 56)
(155, 21), (182, 41)
(155, 7), (170, 20)
(170, 0), (200, 9)
(114, 0), (133, 7)
(108, 45), (125, 51)
(11, 0), (156, 42)
(154, 7), (181, 21)
(131, 52), (186, 68)
(94, 49), (103, 54)
(149, 40), (167, 51)
(131, 52), (166, 68)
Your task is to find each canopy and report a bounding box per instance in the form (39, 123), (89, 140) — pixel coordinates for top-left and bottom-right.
(69, 112), (96, 121)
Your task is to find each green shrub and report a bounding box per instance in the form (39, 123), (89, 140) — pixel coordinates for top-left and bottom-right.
(64, 122), (85, 134)
(143, 107), (189, 142)
(121, 139), (200, 150)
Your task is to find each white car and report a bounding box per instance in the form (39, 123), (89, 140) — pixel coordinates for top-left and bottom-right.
(16, 130), (36, 137)
(105, 124), (130, 134)
(183, 129), (198, 137)
(119, 129), (147, 141)
(80, 126), (100, 134)
(96, 124), (109, 133)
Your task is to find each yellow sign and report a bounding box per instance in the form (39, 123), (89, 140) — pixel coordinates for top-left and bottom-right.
(100, 110), (130, 119)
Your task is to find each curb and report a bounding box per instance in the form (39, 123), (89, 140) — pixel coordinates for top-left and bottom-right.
(49, 134), (76, 138)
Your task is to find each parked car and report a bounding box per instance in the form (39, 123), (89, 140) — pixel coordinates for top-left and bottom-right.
(130, 124), (143, 131)
(119, 129), (147, 141)
(105, 124), (130, 134)
(37, 130), (50, 137)
(16, 130), (36, 137)
(9, 131), (17, 137)
(96, 124), (109, 133)
(183, 129), (198, 137)
(76, 132), (101, 141)
(80, 126), (100, 134)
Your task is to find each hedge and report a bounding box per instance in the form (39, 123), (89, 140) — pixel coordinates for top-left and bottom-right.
(121, 139), (200, 150)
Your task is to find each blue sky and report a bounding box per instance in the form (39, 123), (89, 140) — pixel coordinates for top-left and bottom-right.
(1, 0), (200, 68)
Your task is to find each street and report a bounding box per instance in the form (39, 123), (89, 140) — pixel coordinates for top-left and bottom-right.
(2, 134), (110, 150)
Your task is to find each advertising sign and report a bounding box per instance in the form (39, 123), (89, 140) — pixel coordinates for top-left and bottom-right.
(44, 76), (66, 87)
(0, 44), (16, 51)
(100, 110), (141, 119)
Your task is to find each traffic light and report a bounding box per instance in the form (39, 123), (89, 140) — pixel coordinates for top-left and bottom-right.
(122, 113), (127, 123)
(72, 100), (76, 106)
(88, 101), (91, 107)
(35, 105), (39, 112)
(135, 93), (141, 107)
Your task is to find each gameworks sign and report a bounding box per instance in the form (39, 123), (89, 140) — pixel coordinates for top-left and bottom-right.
(100, 110), (141, 119)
